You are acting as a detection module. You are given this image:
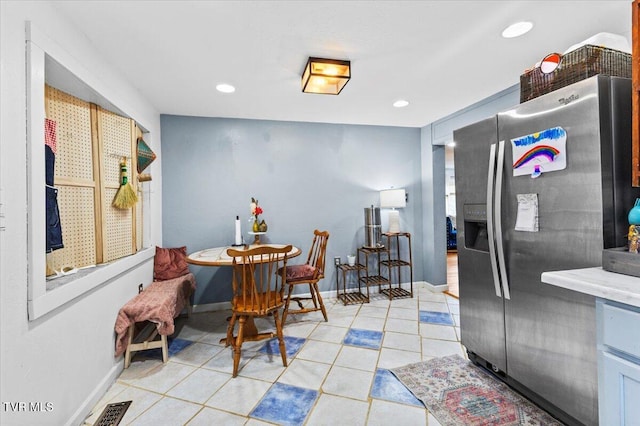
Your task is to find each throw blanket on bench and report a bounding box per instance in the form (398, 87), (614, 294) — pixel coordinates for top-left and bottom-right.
(114, 273), (196, 357)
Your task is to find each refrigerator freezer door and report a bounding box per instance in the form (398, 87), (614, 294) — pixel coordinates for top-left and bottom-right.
(454, 116), (507, 373)
(497, 76), (612, 425)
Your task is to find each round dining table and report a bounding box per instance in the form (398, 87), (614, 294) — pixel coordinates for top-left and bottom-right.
(186, 243), (302, 342)
(187, 244), (301, 267)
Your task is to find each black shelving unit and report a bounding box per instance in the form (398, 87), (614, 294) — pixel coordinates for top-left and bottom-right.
(380, 232), (413, 299)
(357, 246), (390, 296)
(336, 263), (369, 305)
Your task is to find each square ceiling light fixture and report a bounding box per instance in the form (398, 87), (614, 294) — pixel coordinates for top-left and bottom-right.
(301, 57), (351, 95)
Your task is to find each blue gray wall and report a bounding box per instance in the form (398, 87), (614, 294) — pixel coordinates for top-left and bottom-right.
(160, 115), (422, 305)
(421, 124), (447, 286)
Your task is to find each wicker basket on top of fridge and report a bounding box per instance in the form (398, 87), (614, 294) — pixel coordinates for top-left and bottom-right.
(520, 44), (631, 103)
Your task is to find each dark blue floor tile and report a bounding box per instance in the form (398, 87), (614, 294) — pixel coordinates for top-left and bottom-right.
(343, 328), (383, 349)
(259, 335), (306, 357)
(371, 368), (424, 407)
(250, 382), (318, 426)
(419, 310), (454, 325)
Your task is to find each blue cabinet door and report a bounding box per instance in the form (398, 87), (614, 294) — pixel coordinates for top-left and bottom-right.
(599, 351), (640, 426)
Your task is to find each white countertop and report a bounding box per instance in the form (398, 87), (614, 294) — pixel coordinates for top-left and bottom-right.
(541, 267), (640, 308)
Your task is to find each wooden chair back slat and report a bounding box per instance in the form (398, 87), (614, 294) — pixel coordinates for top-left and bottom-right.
(305, 229), (329, 280)
(282, 230), (330, 324)
(228, 245), (292, 315)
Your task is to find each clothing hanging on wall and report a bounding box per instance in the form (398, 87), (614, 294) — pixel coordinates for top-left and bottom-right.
(45, 119), (63, 252)
(45, 118), (57, 154)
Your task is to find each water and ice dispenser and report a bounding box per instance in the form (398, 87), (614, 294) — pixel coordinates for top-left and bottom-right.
(463, 203), (490, 252)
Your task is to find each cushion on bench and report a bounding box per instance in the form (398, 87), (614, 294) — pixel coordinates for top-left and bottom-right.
(114, 273), (196, 357)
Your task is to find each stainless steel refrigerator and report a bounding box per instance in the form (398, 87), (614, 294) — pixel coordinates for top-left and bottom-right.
(453, 75), (638, 426)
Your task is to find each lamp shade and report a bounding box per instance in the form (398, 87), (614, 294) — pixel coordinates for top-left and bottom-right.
(380, 189), (406, 209)
(302, 57), (351, 95)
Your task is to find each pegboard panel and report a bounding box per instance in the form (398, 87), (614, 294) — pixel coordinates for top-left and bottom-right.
(43, 85), (142, 274)
(103, 187), (134, 262)
(99, 107), (137, 261)
(47, 186), (97, 271)
(100, 108), (134, 186)
(45, 86), (94, 182)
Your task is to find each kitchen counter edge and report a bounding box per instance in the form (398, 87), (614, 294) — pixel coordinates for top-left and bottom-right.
(541, 267), (640, 308)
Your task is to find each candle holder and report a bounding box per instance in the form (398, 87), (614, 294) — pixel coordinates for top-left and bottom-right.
(248, 231), (266, 245)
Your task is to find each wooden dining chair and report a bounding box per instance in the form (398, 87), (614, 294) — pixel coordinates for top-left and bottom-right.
(282, 230), (329, 325)
(226, 244), (292, 377)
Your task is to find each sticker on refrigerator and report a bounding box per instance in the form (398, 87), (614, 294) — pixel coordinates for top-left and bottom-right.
(511, 127), (566, 178)
(515, 193), (539, 232)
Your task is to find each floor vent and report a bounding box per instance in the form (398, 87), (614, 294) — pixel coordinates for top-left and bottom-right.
(94, 401), (131, 426)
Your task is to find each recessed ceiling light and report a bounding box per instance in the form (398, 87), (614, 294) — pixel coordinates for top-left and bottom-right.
(216, 83), (235, 93)
(393, 100), (409, 108)
(501, 21), (533, 38)
(447, 142), (456, 147)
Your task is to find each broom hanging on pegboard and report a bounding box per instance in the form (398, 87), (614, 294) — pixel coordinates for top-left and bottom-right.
(113, 157), (138, 209)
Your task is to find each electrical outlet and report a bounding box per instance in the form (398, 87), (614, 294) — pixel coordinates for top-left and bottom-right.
(138, 283), (143, 293)
(334, 256), (341, 266)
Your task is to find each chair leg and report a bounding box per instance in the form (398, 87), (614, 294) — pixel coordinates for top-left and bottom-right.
(313, 282), (328, 322)
(233, 316), (245, 378)
(273, 310), (288, 367)
(309, 284), (319, 309)
(226, 313), (237, 347)
(282, 284), (294, 325)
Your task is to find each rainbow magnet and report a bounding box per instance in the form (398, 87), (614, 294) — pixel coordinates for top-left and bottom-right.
(511, 127), (567, 177)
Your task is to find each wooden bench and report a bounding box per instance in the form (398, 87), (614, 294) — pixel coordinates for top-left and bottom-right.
(114, 273), (196, 368)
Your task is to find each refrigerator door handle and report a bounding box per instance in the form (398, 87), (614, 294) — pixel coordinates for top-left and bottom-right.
(494, 140), (511, 300)
(486, 143), (502, 298)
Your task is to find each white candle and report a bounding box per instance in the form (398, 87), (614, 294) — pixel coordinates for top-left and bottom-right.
(235, 216), (242, 245)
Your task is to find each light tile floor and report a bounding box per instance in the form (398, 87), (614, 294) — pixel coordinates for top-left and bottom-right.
(84, 284), (464, 426)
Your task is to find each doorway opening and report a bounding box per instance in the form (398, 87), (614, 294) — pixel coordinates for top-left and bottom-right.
(445, 144), (458, 298)
(446, 251), (458, 298)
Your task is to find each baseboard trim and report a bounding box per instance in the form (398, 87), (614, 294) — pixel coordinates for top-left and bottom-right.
(191, 281), (430, 313)
(423, 282), (448, 293)
(192, 300), (232, 313)
(68, 363), (122, 426)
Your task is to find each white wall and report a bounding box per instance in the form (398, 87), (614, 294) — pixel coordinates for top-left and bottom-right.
(0, 2), (162, 425)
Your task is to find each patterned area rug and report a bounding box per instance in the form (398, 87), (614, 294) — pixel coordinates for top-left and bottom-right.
(391, 355), (562, 426)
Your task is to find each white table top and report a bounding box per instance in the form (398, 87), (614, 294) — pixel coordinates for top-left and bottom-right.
(187, 244), (301, 266)
(541, 267), (640, 308)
